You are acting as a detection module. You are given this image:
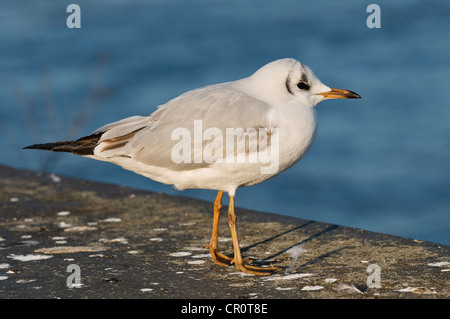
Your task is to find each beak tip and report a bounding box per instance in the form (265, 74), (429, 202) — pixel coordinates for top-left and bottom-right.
(318, 88), (361, 100)
(339, 89), (361, 100)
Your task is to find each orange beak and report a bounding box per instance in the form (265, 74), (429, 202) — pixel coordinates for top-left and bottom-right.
(317, 88), (361, 99)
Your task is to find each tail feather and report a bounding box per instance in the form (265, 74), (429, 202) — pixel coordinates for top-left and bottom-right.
(23, 132), (103, 156)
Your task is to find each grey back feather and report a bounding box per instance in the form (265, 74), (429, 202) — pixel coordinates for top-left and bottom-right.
(94, 83), (275, 171)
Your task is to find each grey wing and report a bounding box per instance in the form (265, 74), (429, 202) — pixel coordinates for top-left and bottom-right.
(94, 84), (275, 171)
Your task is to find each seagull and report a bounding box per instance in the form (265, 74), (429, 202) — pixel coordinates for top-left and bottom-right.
(24, 58), (360, 275)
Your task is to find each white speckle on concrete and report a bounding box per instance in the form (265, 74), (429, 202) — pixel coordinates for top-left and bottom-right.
(57, 211), (70, 216)
(170, 251), (192, 257)
(6, 270), (19, 274)
(302, 285), (324, 291)
(10, 197), (19, 202)
(178, 222), (196, 226)
(58, 221), (72, 228)
(0, 263), (10, 269)
(396, 287), (437, 294)
(20, 240), (39, 245)
(7, 254), (53, 262)
(185, 247), (204, 251)
(52, 236), (67, 244)
(427, 261), (449, 267)
(20, 235), (32, 239)
(153, 228), (168, 232)
(192, 254), (210, 259)
(150, 237), (163, 242)
(140, 288), (153, 292)
(325, 278), (337, 283)
(228, 272), (255, 277)
(35, 246), (106, 254)
(64, 226), (97, 232)
(99, 237), (128, 244)
(99, 218), (122, 223)
(16, 279), (37, 284)
(0, 276), (8, 280)
(69, 283), (84, 288)
(264, 273), (313, 281)
(188, 260), (206, 265)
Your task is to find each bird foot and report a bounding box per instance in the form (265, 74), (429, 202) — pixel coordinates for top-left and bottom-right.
(205, 244), (278, 275)
(234, 262), (279, 276)
(205, 244), (254, 267)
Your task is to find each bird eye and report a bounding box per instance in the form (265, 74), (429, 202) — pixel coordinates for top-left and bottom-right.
(297, 82), (310, 90)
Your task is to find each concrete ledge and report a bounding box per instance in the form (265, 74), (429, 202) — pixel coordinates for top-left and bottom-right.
(0, 164), (448, 299)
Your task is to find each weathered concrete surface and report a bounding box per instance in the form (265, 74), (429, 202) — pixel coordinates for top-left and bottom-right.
(0, 164), (448, 299)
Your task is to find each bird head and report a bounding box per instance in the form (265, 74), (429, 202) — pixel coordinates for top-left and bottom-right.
(249, 58), (361, 107)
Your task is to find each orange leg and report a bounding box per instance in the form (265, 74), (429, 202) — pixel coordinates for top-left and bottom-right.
(206, 191), (233, 266)
(227, 196), (278, 275)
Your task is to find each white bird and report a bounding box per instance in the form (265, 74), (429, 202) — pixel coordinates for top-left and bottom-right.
(25, 58), (360, 275)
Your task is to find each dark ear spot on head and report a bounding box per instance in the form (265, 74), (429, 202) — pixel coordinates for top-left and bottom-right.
(301, 73), (308, 84)
(285, 76), (293, 95)
(300, 63), (310, 83)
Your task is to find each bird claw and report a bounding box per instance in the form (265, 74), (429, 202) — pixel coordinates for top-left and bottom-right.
(207, 246), (278, 275)
(206, 246), (258, 268)
(235, 263), (279, 276)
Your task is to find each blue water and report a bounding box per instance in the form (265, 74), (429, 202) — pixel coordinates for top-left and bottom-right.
(1, 0), (449, 245)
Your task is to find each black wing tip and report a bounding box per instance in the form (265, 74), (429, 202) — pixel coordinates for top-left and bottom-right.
(22, 133), (103, 154)
(22, 141), (76, 152)
(23, 143), (53, 150)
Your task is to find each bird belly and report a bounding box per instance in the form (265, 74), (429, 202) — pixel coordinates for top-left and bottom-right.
(85, 106), (317, 193)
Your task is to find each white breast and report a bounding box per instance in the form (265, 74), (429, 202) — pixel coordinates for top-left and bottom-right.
(276, 103), (318, 174)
